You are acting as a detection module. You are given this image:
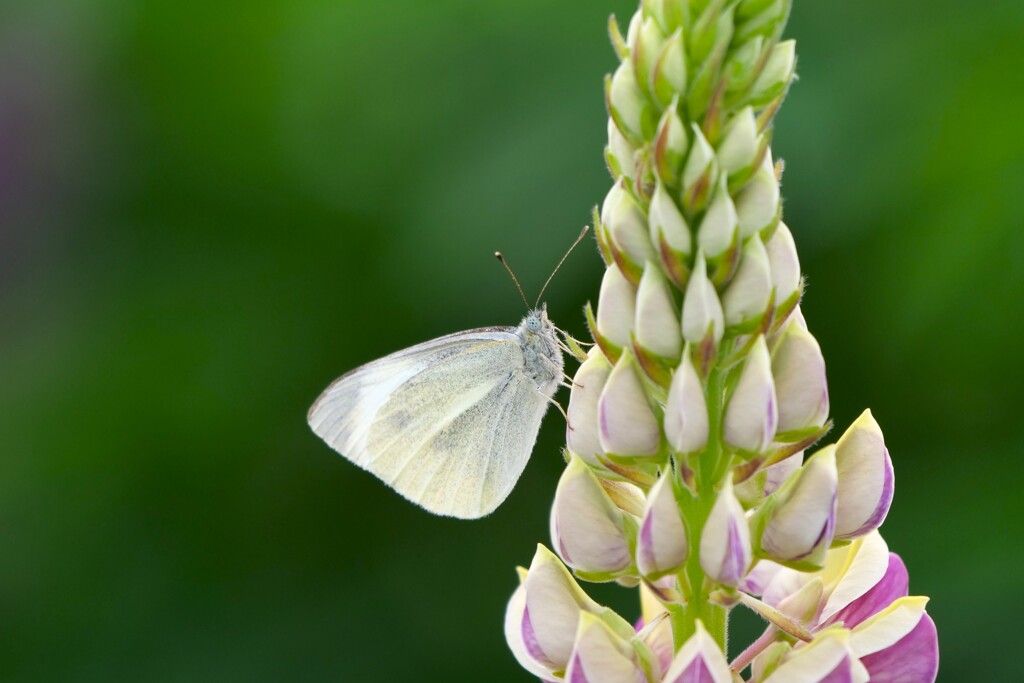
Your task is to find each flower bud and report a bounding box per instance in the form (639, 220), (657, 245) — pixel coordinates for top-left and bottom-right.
(754, 446), (838, 569)
(723, 36), (764, 95)
(735, 151), (780, 238)
(653, 104), (689, 186)
(763, 630), (868, 683)
(717, 106), (759, 176)
(724, 335), (778, 453)
(700, 477), (752, 586)
(771, 323), (829, 433)
(681, 252), (725, 346)
(661, 620), (732, 683)
(664, 346), (709, 454)
(651, 28), (687, 107)
(603, 181), (657, 269)
(697, 177), (739, 260)
(722, 234), (772, 328)
(597, 263), (637, 348)
(609, 61), (647, 140)
(649, 179), (691, 256)
(631, 17), (665, 97)
(635, 262), (683, 359)
(749, 39), (796, 107)
(765, 222), (801, 310)
(504, 545), (604, 674)
(735, 451), (803, 507)
(598, 349), (661, 457)
(567, 349), (613, 465)
(565, 612), (647, 683)
(551, 455), (634, 576)
(607, 118), (636, 180)
(682, 124), (717, 212)
(637, 473), (688, 577)
(833, 410), (894, 540)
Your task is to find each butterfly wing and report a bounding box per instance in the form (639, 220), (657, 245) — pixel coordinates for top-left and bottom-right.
(307, 328), (552, 519)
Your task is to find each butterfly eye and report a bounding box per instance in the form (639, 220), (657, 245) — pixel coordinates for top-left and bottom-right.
(527, 317), (541, 332)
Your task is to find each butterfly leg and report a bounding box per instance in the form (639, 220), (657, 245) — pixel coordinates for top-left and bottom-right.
(541, 392), (572, 430)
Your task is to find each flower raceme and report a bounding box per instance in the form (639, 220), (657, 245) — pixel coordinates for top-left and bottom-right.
(505, 1), (936, 681)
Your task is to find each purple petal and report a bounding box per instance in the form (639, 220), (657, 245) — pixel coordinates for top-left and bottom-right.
(826, 553), (909, 629)
(720, 520), (748, 584)
(522, 605), (552, 666)
(859, 613), (938, 683)
(818, 657), (858, 683)
(671, 657), (713, 683)
(569, 653), (589, 683)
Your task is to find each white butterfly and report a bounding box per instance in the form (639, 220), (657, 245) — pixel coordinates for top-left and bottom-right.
(307, 306), (565, 519)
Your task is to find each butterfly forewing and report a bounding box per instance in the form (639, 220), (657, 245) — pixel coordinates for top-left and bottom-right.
(307, 327), (552, 519)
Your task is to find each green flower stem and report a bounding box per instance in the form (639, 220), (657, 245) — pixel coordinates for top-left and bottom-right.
(672, 364), (728, 652)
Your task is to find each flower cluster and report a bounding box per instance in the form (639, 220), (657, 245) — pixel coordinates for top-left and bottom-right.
(504, 1), (938, 681)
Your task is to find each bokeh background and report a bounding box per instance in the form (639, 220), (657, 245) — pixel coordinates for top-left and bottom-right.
(1, 0), (1021, 680)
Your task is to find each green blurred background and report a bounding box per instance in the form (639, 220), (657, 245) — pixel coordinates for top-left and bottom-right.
(1, 0), (1021, 680)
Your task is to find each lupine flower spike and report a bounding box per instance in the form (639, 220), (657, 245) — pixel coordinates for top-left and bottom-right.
(506, 1), (938, 681)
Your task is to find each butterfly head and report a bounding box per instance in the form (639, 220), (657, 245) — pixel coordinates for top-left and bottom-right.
(523, 305), (553, 336)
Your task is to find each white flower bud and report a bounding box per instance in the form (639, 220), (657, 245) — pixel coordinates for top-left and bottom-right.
(598, 350), (661, 457)
(651, 28), (687, 107)
(698, 178), (739, 259)
(681, 252), (725, 346)
(735, 151), (780, 238)
(566, 348), (613, 465)
(597, 263), (637, 348)
(637, 473), (688, 577)
(565, 612), (647, 683)
(756, 446), (838, 568)
(717, 106), (759, 175)
(504, 544), (603, 673)
(607, 118), (636, 180)
(700, 477), (752, 586)
(722, 234), (773, 328)
(771, 323), (829, 433)
(632, 17), (665, 93)
(635, 262), (683, 358)
(609, 61), (646, 140)
(603, 181), (657, 267)
(765, 222), (801, 307)
(664, 347), (709, 454)
(834, 410), (894, 540)
(724, 335), (778, 453)
(653, 104), (689, 185)
(661, 620), (732, 683)
(682, 124), (716, 206)
(551, 455), (634, 575)
(649, 179), (691, 255)
(749, 39), (797, 107)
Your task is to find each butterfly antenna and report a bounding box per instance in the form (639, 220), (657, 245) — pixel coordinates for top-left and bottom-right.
(495, 252), (530, 308)
(535, 225), (590, 307)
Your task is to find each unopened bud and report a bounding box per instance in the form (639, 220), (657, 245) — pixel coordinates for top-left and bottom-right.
(649, 179), (691, 256)
(681, 252), (725, 346)
(697, 178), (739, 259)
(722, 234), (773, 328)
(598, 349), (662, 457)
(566, 348), (613, 465)
(635, 262), (683, 359)
(565, 611), (648, 683)
(717, 106), (760, 176)
(682, 124), (717, 212)
(651, 28), (687, 107)
(765, 221), (801, 309)
(661, 620), (732, 683)
(603, 181), (657, 268)
(724, 335), (778, 453)
(637, 473), (688, 577)
(597, 263), (637, 348)
(749, 39), (796, 107)
(833, 410), (894, 540)
(609, 61), (648, 140)
(700, 477), (752, 586)
(771, 323), (829, 433)
(735, 151), (780, 238)
(664, 346), (709, 454)
(607, 118), (636, 180)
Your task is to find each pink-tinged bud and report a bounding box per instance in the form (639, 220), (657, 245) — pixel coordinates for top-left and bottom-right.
(681, 252), (725, 346)
(567, 348), (613, 465)
(833, 410), (894, 540)
(609, 61), (647, 140)
(636, 473), (688, 577)
(598, 349), (661, 457)
(597, 263), (637, 348)
(565, 612), (647, 683)
(504, 545), (603, 674)
(603, 182), (657, 267)
(649, 179), (691, 256)
(700, 477), (752, 586)
(607, 118), (636, 180)
(651, 27), (687, 107)
(735, 151), (780, 238)
(765, 222), (801, 309)
(697, 178), (739, 259)
(717, 106), (760, 175)
(771, 323), (829, 433)
(749, 40), (797, 107)
(664, 346), (709, 454)
(754, 446), (838, 569)
(724, 335), (778, 453)
(722, 234), (772, 328)
(763, 630), (869, 683)
(551, 455), (634, 576)
(661, 620), (732, 683)
(635, 262), (683, 359)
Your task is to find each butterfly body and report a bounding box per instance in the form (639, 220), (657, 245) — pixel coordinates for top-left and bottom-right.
(308, 307), (562, 519)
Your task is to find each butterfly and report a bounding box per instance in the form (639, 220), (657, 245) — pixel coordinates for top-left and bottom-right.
(307, 228), (589, 519)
